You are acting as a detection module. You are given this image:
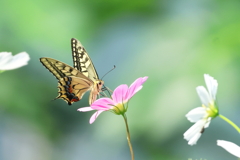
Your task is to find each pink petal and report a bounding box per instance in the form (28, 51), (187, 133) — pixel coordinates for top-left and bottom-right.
(91, 98), (115, 110)
(89, 110), (104, 124)
(112, 84), (128, 103)
(77, 107), (94, 112)
(142, 76), (148, 83)
(125, 77), (148, 100)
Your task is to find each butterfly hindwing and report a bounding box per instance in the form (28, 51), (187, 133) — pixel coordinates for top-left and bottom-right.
(57, 76), (93, 105)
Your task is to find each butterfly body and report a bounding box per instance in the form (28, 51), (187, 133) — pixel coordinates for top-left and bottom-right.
(90, 79), (104, 105)
(40, 38), (103, 105)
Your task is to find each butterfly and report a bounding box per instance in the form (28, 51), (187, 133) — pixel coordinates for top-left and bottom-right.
(40, 38), (104, 105)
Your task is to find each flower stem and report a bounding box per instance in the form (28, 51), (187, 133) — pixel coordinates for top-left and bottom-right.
(122, 114), (134, 160)
(218, 114), (240, 133)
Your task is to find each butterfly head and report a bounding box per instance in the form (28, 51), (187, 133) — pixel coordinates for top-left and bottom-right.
(95, 80), (104, 92)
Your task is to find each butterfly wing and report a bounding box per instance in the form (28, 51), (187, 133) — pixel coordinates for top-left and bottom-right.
(40, 57), (87, 80)
(71, 38), (99, 81)
(57, 76), (93, 105)
(71, 38), (104, 105)
(40, 57), (93, 105)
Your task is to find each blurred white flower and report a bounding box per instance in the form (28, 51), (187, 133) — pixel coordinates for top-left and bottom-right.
(217, 140), (240, 158)
(184, 74), (219, 145)
(0, 52), (30, 71)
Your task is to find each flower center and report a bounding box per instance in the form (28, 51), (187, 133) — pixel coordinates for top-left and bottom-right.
(112, 102), (127, 115)
(203, 100), (219, 118)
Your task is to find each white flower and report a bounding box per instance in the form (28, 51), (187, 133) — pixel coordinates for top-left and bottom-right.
(184, 74), (219, 145)
(217, 140), (240, 158)
(0, 52), (30, 71)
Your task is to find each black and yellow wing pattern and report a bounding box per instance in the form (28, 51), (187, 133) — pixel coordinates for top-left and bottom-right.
(40, 38), (103, 105)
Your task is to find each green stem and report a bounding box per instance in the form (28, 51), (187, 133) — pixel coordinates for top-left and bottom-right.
(122, 114), (134, 160)
(218, 114), (240, 133)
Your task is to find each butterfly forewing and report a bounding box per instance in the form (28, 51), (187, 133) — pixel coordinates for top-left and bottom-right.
(40, 58), (86, 80)
(71, 38), (99, 81)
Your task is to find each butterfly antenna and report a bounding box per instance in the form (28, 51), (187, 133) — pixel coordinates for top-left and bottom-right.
(101, 65), (115, 96)
(101, 65), (116, 80)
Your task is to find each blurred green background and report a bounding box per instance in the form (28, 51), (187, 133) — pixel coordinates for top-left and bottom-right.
(1, 0), (240, 159)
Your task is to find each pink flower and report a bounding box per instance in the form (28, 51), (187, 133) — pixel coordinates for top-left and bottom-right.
(78, 77), (148, 124)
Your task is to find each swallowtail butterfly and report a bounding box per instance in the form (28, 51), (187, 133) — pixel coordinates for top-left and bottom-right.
(40, 38), (103, 105)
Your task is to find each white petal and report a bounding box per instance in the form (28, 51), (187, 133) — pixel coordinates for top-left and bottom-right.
(204, 74), (218, 100)
(77, 107), (94, 112)
(204, 117), (211, 128)
(186, 107), (207, 123)
(89, 110), (104, 124)
(0, 52), (12, 67)
(188, 132), (201, 145)
(196, 86), (211, 107)
(217, 140), (240, 158)
(184, 119), (205, 140)
(0, 52), (30, 70)
(184, 118), (211, 145)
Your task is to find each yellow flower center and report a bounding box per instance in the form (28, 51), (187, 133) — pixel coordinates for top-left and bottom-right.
(111, 102), (127, 115)
(202, 101), (219, 118)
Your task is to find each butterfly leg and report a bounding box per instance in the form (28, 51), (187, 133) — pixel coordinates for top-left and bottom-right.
(102, 85), (113, 96)
(99, 92), (108, 98)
